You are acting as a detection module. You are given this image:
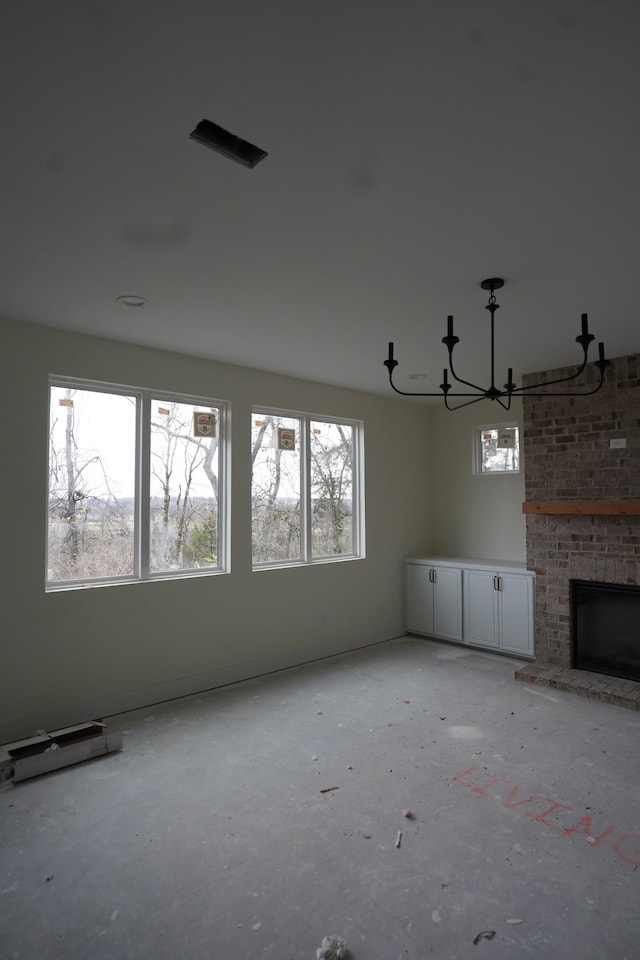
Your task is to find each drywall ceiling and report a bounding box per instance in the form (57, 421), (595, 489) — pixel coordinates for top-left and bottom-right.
(2, 1), (639, 400)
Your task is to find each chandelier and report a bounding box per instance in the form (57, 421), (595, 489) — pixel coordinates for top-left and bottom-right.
(384, 278), (609, 410)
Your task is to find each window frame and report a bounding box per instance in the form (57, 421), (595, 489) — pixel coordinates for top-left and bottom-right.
(250, 406), (365, 569)
(46, 376), (229, 590)
(473, 422), (521, 476)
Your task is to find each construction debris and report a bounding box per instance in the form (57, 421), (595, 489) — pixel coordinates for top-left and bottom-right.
(473, 930), (496, 944)
(395, 830), (402, 848)
(0, 722), (122, 783)
(320, 786), (339, 794)
(316, 934), (349, 960)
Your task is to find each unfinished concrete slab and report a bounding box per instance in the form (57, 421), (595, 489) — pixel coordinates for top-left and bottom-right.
(1, 637), (639, 959)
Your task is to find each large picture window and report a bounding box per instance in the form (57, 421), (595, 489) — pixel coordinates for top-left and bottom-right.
(251, 410), (363, 567)
(47, 380), (227, 588)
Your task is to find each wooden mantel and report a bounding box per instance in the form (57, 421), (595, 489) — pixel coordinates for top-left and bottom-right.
(523, 501), (640, 516)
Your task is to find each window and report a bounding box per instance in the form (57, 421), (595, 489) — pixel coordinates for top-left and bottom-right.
(47, 380), (227, 587)
(474, 423), (520, 474)
(251, 410), (363, 566)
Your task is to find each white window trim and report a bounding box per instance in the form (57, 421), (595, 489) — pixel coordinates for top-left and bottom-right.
(251, 406), (365, 569)
(46, 376), (229, 590)
(473, 422), (521, 476)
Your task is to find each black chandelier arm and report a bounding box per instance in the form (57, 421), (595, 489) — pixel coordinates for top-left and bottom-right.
(386, 366), (515, 402)
(443, 392), (513, 412)
(509, 355), (589, 393)
(508, 371), (608, 398)
(384, 365), (445, 397)
(385, 380), (446, 398)
(385, 374), (460, 397)
(508, 345), (608, 395)
(442, 322), (486, 392)
(386, 361), (607, 400)
(384, 292), (609, 408)
(446, 355), (487, 393)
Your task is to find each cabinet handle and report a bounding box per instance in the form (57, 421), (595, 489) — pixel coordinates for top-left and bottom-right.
(498, 576), (503, 591)
(493, 575), (498, 591)
(432, 569), (437, 584)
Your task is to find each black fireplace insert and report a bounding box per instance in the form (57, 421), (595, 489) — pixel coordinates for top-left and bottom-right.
(572, 579), (640, 682)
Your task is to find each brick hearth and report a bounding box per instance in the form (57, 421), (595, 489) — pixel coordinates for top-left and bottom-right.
(514, 663), (640, 710)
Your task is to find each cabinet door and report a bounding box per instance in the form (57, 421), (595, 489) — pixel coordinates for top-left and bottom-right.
(405, 564), (435, 635)
(498, 573), (534, 656)
(463, 569), (499, 649)
(432, 566), (462, 641)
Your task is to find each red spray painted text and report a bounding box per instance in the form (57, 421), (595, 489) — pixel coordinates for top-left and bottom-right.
(452, 765), (640, 868)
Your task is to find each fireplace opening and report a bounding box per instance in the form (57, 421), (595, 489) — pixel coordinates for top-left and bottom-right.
(572, 579), (640, 682)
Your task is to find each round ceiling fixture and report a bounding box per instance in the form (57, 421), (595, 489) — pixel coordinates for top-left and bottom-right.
(116, 295), (147, 308)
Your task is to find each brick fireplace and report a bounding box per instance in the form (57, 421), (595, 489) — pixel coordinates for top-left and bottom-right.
(515, 353), (640, 709)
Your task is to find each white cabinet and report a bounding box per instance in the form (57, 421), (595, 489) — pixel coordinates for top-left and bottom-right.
(405, 563), (462, 642)
(463, 569), (534, 657)
(405, 557), (535, 659)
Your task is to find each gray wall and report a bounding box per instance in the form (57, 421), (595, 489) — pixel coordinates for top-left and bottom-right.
(0, 316), (526, 742)
(428, 399), (526, 562)
(0, 317), (433, 741)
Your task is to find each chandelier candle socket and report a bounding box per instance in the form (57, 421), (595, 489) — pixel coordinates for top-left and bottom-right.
(384, 278), (609, 410)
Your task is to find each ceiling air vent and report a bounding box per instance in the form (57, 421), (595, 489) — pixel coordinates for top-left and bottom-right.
(189, 119), (268, 168)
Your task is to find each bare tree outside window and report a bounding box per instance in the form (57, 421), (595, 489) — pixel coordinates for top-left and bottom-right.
(150, 400), (220, 572)
(251, 414), (301, 563)
(310, 421), (353, 557)
(251, 411), (360, 565)
(48, 386), (136, 581)
(48, 383), (225, 586)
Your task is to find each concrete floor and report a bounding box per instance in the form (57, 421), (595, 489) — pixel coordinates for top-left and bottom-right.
(1, 636), (639, 960)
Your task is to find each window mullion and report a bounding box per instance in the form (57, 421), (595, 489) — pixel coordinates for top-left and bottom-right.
(350, 425), (361, 556)
(138, 394), (151, 578)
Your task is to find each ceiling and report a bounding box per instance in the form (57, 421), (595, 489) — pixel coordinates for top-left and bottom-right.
(2, 1), (640, 402)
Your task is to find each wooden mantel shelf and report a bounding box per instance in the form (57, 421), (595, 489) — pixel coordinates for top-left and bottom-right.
(523, 500), (640, 516)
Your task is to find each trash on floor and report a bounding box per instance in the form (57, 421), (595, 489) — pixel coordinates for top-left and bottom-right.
(316, 934), (349, 959)
(473, 930), (496, 944)
(395, 830), (402, 848)
(0, 721), (122, 783)
(402, 808), (413, 818)
(320, 786), (339, 794)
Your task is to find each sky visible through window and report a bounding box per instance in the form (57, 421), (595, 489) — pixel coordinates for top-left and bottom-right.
(49, 388), (219, 498)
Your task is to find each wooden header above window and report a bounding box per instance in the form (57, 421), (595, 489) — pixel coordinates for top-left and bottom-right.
(523, 501), (640, 516)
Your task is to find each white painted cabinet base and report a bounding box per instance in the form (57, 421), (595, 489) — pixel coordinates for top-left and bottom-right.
(405, 563), (462, 642)
(405, 557), (534, 659)
(463, 568), (534, 657)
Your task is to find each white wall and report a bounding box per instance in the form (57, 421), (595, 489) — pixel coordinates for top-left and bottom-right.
(0, 318), (433, 741)
(428, 399), (526, 562)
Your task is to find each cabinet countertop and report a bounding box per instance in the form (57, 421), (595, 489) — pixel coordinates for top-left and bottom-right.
(405, 556), (533, 574)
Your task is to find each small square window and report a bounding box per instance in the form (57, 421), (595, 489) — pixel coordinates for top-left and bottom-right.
(474, 424), (520, 474)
